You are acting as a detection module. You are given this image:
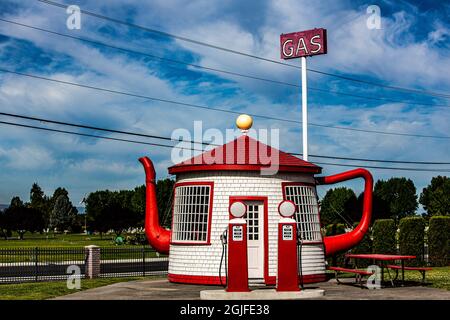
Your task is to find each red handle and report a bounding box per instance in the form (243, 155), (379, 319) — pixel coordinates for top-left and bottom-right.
(316, 168), (373, 257)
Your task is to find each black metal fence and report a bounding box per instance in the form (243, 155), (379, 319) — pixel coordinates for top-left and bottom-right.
(0, 247), (168, 284)
(100, 247), (168, 278)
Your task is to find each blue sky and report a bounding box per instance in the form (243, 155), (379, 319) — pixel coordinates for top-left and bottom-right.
(0, 0), (449, 210)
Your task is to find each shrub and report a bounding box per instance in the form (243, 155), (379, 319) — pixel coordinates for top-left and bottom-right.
(325, 223), (346, 267)
(399, 217), (426, 266)
(372, 219), (396, 254)
(349, 222), (372, 267)
(428, 216), (450, 267)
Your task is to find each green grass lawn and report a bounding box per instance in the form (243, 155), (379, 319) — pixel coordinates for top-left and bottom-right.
(1, 268), (448, 300)
(0, 233), (138, 248)
(326, 266), (450, 290)
(0, 233), (165, 262)
(2, 268), (448, 300)
(0, 276), (166, 300)
(402, 266), (450, 290)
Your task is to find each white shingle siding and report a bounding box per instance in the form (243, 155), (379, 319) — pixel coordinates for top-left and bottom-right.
(168, 171), (326, 281)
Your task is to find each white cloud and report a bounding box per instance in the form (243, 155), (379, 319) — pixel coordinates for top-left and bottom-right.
(0, 145), (55, 170)
(164, 0), (450, 95)
(67, 158), (140, 176)
(0, 0), (448, 208)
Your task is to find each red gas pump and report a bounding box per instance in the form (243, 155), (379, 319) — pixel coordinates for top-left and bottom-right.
(277, 200), (300, 292)
(226, 201), (250, 292)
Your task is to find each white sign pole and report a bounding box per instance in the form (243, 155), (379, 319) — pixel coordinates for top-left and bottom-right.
(301, 56), (308, 161)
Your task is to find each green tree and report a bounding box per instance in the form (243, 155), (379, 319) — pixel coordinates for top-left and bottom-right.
(359, 191), (392, 221)
(325, 223), (347, 267)
(428, 216), (450, 266)
(0, 209), (9, 240)
(106, 194), (140, 236)
(1, 201), (18, 239)
(86, 180), (175, 237)
(131, 185), (145, 225)
(319, 187), (358, 227)
(399, 217), (426, 266)
(419, 176), (450, 217)
(30, 183), (48, 209)
(49, 194), (78, 232)
(86, 190), (140, 236)
(49, 187), (69, 211)
(85, 190), (114, 237)
(373, 178), (418, 222)
(132, 179), (175, 229)
(372, 219), (396, 254)
(350, 222), (372, 267)
(116, 190), (134, 211)
(10, 196), (23, 208)
(52, 187), (69, 199)
(156, 179), (175, 228)
(5, 196), (44, 240)
(29, 183), (50, 228)
(70, 213), (85, 233)
(48, 187), (79, 233)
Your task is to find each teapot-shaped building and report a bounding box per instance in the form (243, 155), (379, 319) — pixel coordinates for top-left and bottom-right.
(139, 116), (373, 285)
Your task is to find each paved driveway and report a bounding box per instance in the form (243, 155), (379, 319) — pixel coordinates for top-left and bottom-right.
(54, 278), (450, 300)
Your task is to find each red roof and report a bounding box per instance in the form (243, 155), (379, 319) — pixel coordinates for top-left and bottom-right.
(168, 135), (321, 175)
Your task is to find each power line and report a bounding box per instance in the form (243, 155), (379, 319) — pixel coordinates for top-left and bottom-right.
(1, 119), (449, 172)
(0, 120), (178, 149)
(307, 87), (450, 108)
(37, 0), (450, 99)
(289, 152), (450, 165)
(312, 161), (450, 173)
(2, 18), (449, 109)
(329, 203), (354, 228)
(1, 111), (450, 165)
(1, 68), (449, 140)
(0, 111), (210, 146)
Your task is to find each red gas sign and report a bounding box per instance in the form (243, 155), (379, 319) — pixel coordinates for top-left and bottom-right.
(280, 28), (327, 59)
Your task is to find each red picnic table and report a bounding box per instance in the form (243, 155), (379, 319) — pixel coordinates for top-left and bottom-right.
(345, 253), (416, 286)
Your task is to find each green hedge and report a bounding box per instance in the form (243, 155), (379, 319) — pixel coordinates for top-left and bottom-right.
(428, 216), (450, 267)
(349, 222), (372, 267)
(372, 219), (396, 254)
(399, 217), (426, 266)
(325, 223), (346, 267)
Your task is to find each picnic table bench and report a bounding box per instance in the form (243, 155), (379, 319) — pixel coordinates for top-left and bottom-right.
(387, 265), (432, 284)
(327, 266), (374, 288)
(344, 253), (432, 287)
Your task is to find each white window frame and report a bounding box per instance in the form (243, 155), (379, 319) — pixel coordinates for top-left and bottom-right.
(171, 183), (213, 244)
(283, 183), (322, 242)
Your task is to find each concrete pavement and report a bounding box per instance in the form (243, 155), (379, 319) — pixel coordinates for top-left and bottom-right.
(54, 278), (450, 300)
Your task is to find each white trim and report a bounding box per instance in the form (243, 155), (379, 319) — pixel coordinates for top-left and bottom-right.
(284, 185), (321, 241)
(172, 185), (211, 243)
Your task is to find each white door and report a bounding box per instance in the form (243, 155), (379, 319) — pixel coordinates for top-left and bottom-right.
(245, 201), (264, 279)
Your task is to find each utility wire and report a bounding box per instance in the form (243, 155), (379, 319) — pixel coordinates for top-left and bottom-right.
(0, 111), (210, 145)
(329, 203), (354, 229)
(2, 18), (449, 109)
(1, 68), (449, 140)
(37, 0), (450, 99)
(313, 161), (450, 172)
(0, 120), (179, 149)
(290, 152), (450, 165)
(1, 119), (449, 172)
(1, 111), (450, 165)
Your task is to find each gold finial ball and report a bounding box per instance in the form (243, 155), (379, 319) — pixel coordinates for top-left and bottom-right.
(236, 114), (253, 131)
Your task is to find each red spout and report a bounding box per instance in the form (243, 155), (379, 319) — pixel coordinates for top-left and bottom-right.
(139, 156), (171, 254)
(316, 168), (373, 257)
